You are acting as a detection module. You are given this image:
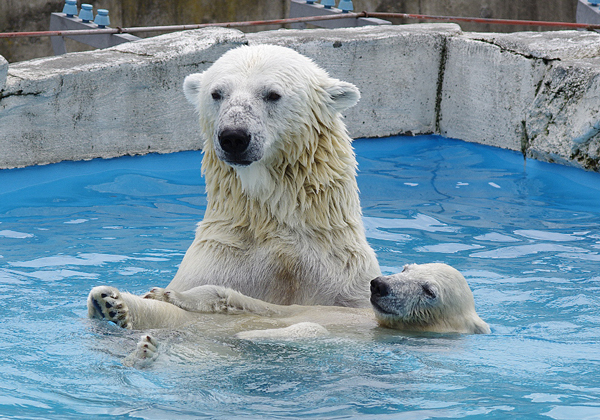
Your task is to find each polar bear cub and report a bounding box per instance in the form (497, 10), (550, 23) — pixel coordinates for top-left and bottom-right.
(370, 263), (490, 334)
(143, 262), (490, 338)
(96, 263), (488, 365)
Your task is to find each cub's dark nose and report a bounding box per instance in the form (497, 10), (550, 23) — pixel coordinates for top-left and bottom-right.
(370, 277), (390, 298)
(218, 129), (251, 155)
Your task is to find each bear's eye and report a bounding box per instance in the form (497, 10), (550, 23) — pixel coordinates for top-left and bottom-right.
(211, 91), (222, 101)
(265, 91), (281, 102)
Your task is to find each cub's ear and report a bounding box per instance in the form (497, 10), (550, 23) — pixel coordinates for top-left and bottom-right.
(183, 73), (205, 108)
(324, 79), (360, 112)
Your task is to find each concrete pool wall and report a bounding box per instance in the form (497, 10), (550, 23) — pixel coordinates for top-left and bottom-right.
(1, 24), (600, 171)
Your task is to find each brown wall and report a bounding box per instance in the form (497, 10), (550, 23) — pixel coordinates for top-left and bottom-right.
(0, 0), (576, 63)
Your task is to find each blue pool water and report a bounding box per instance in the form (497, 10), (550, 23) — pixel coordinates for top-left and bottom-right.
(1, 135), (599, 419)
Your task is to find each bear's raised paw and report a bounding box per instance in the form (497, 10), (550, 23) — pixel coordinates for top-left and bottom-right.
(124, 335), (159, 368)
(87, 286), (132, 329)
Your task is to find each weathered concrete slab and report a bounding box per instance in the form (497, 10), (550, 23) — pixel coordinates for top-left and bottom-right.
(0, 55), (6, 91)
(0, 27), (246, 168)
(438, 35), (547, 152)
(248, 24), (461, 139)
(445, 30), (600, 169)
(2, 25), (600, 172)
(526, 58), (600, 171)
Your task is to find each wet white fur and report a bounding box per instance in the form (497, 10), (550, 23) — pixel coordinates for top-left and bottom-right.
(106, 263), (489, 336)
(370, 263), (490, 334)
(88, 45), (380, 330)
(89, 263), (487, 365)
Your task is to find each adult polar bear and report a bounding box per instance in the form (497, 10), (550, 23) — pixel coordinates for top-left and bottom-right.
(88, 44), (381, 329)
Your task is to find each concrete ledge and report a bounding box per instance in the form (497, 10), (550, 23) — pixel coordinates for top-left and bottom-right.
(457, 31), (600, 170)
(247, 24), (462, 138)
(0, 28), (247, 168)
(527, 58), (600, 170)
(1, 25), (600, 172)
(439, 35), (547, 152)
(0, 55), (7, 92)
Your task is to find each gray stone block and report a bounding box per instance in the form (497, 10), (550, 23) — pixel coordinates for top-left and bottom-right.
(438, 35), (547, 152)
(454, 30), (600, 170)
(2, 24), (600, 172)
(526, 58), (600, 170)
(0, 27), (246, 169)
(0, 55), (7, 92)
(464, 30), (600, 61)
(248, 24), (462, 138)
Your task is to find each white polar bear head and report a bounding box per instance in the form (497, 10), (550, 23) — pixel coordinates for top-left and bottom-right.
(183, 44), (360, 197)
(370, 263), (490, 334)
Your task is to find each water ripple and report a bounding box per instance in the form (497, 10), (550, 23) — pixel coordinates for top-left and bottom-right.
(0, 135), (599, 419)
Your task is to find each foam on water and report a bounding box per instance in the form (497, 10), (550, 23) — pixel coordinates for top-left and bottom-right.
(1, 135), (599, 419)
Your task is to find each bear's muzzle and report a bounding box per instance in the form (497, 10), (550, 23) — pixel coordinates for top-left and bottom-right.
(218, 129), (253, 166)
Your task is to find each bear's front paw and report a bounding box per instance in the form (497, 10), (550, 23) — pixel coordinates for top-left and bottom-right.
(87, 286), (132, 329)
(143, 287), (169, 302)
(144, 286), (225, 313)
(124, 335), (159, 368)
(143, 287), (187, 309)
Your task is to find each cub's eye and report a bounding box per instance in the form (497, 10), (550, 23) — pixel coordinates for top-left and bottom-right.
(265, 91), (281, 102)
(421, 283), (437, 300)
(211, 91), (222, 100)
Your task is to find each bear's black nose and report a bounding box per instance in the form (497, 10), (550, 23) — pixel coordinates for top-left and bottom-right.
(218, 129), (251, 155)
(370, 277), (390, 298)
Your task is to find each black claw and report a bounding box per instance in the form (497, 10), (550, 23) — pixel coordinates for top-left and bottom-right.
(92, 299), (105, 318)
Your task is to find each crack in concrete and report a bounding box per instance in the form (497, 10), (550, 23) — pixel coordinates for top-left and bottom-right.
(114, 49), (155, 58)
(469, 36), (560, 65)
(434, 35), (448, 134)
(520, 120), (530, 159)
(0, 89), (43, 100)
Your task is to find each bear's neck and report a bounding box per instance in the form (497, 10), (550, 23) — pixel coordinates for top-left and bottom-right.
(201, 125), (363, 237)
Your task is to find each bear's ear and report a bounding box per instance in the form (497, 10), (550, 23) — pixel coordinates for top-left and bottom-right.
(183, 73), (204, 108)
(324, 79), (360, 112)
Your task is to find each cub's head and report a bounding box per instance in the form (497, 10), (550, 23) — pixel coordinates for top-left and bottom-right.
(183, 44), (360, 169)
(370, 263), (490, 334)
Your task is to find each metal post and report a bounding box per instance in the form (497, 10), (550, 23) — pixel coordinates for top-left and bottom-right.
(288, 0), (390, 29)
(49, 3), (140, 55)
